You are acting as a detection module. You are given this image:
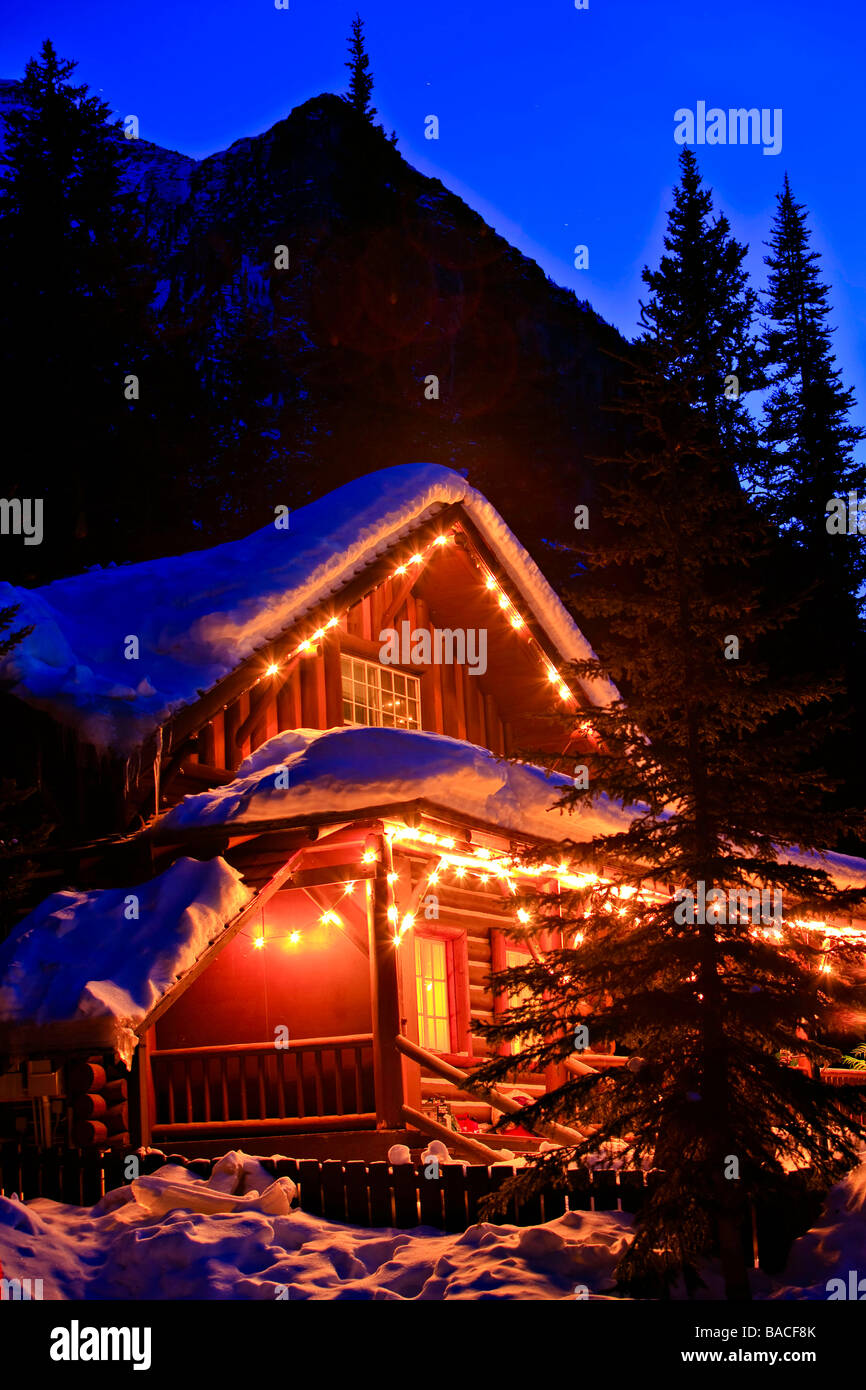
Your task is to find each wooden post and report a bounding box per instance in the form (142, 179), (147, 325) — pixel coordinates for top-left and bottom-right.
(367, 853), (406, 1129)
(137, 1028), (155, 1147)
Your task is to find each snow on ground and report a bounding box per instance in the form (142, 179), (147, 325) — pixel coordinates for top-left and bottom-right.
(159, 725), (632, 842)
(1, 1149), (861, 1301)
(0, 857), (250, 1064)
(771, 1161), (866, 1300)
(0, 462), (616, 753)
(0, 1151), (631, 1301)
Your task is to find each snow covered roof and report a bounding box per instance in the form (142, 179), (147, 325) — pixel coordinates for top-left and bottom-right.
(157, 725), (633, 844)
(0, 857), (252, 1064)
(0, 463), (616, 754)
(156, 726), (866, 895)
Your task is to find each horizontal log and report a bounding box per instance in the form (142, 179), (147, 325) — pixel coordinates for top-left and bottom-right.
(468, 960), (493, 984)
(467, 940), (493, 964)
(76, 1120), (108, 1146)
(73, 1093), (107, 1120)
(66, 1061), (106, 1094)
(469, 986), (494, 1010)
(400, 1105), (500, 1165)
(436, 904), (520, 925)
(396, 1034), (589, 1145)
(287, 864), (376, 890)
(105, 1103), (129, 1135)
(152, 1113), (377, 1138)
(152, 1033), (373, 1059)
(95, 1078), (128, 1106)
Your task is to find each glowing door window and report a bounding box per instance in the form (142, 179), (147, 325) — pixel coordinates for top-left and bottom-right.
(415, 936), (451, 1051)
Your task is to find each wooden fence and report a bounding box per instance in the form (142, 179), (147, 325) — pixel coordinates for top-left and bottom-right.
(0, 1140), (647, 1226)
(0, 1143), (821, 1271)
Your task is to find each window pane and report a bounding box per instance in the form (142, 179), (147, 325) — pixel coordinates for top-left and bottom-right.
(415, 936), (450, 1051)
(340, 652), (421, 731)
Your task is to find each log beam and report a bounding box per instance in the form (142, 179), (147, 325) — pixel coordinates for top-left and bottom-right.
(367, 855), (406, 1129)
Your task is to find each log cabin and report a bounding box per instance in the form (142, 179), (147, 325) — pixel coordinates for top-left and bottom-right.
(1, 463), (865, 1162)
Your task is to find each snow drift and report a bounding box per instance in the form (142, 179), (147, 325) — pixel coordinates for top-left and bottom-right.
(3, 1148), (864, 1300)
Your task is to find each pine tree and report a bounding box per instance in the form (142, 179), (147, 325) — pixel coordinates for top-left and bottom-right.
(0, 40), (156, 581)
(757, 175), (865, 608)
(344, 15), (377, 123)
(473, 350), (866, 1299)
(640, 148), (761, 468)
(752, 177), (866, 822)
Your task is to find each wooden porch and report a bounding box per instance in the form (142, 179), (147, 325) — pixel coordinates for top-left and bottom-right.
(130, 813), (631, 1161)
(148, 1033), (377, 1146)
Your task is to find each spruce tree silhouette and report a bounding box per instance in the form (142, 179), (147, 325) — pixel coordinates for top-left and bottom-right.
(344, 14), (377, 122)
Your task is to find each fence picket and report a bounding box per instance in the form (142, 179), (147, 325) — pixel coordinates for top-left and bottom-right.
(6, 1144), (809, 1255)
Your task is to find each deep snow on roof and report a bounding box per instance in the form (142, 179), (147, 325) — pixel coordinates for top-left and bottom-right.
(0, 463), (614, 753)
(157, 725), (866, 894)
(158, 725), (633, 843)
(0, 856), (251, 1062)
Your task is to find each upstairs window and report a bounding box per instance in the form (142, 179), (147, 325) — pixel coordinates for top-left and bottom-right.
(340, 654), (421, 730)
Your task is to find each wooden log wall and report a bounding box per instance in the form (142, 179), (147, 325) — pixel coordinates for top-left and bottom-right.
(65, 1055), (130, 1151)
(183, 571), (511, 785)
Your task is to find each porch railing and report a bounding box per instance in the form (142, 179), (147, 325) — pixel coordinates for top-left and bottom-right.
(150, 1033), (375, 1138)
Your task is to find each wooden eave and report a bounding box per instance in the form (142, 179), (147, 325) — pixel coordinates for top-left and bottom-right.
(144, 499), (590, 794)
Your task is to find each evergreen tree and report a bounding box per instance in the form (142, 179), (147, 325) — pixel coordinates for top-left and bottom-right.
(757, 174), (865, 607)
(0, 40), (156, 581)
(752, 177), (866, 823)
(344, 15), (377, 123)
(640, 148), (761, 468)
(473, 350), (866, 1299)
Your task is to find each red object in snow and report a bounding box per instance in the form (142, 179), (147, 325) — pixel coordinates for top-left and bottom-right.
(502, 1092), (534, 1137)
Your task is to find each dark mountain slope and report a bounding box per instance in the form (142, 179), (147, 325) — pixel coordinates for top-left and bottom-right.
(115, 94), (628, 580)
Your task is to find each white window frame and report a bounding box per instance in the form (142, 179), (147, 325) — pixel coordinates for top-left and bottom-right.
(340, 653), (422, 731)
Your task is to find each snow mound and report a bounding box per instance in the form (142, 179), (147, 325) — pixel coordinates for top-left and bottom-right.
(4, 1148), (863, 1301)
(0, 857), (251, 1061)
(131, 1150), (296, 1217)
(0, 1162), (630, 1300)
(158, 725), (631, 842)
(0, 463), (616, 753)
(773, 1162), (866, 1299)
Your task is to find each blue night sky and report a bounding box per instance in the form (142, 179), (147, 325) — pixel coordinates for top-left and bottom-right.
(3, 0), (864, 445)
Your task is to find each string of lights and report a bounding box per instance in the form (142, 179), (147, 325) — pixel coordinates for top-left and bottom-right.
(246, 526), (581, 713)
(228, 532), (861, 975)
(242, 815), (863, 979)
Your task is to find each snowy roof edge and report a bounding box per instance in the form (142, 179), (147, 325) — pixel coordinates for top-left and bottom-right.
(0, 463), (617, 753)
